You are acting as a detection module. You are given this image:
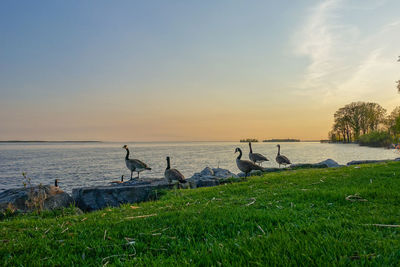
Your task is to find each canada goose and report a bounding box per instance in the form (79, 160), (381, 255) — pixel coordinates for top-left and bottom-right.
(123, 145), (151, 179)
(248, 142), (269, 165)
(235, 147), (264, 177)
(276, 144), (291, 168)
(164, 156), (187, 184)
(110, 175), (124, 184)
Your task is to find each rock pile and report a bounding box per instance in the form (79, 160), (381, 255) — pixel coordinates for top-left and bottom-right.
(0, 185), (73, 213)
(187, 167), (239, 188)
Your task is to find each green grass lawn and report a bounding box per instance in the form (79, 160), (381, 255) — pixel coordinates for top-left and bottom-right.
(1, 162), (400, 266)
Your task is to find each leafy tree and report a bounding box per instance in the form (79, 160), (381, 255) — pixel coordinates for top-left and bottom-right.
(330, 102), (386, 142)
(386, 106), (400, 136)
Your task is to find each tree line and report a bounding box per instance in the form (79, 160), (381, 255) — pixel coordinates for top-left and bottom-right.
(329, 102), (400, 146)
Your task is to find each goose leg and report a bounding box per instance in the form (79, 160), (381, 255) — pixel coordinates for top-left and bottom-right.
(130, 171), (133, 180)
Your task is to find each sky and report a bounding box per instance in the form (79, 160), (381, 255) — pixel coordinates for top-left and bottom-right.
(1, 0), (399, 141)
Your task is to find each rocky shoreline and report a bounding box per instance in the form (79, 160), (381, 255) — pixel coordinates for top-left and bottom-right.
(1, 158), (399, 213)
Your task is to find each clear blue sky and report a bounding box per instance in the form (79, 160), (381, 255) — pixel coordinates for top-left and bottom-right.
(1, 0), (399, 141)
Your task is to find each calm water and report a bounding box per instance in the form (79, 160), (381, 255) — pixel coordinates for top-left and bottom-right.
(0, 142), (398, 193)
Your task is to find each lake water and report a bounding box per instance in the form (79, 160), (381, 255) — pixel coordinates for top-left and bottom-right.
(0, 142), (399, 193)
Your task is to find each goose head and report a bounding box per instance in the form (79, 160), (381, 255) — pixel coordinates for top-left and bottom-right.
(234, 147), (242, 154)
(122, 145), (128, 149)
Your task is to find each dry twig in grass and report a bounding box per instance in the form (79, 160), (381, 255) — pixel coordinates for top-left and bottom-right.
(125, 214), (157, 220)
(345, 194), (368, 202)
(257, 224), (265, 235)
(363, 224), (400, 228)
(245, 198), (256, 206)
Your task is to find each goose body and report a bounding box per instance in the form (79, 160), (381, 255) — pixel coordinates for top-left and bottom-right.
(248, 142), (269, 165)
(275, 144), (291, 168)
(235, 147), (264, 177)
(123, 145), (151, 179)
(164, 157), (187, 184)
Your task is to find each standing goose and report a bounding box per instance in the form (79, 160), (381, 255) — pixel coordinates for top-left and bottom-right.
(235, 147), (264, 177)
(248, 142), (269, 165)
(123, 145), (151, 179)
(275, 144), (291, 168)
(164, 156), (187, 184)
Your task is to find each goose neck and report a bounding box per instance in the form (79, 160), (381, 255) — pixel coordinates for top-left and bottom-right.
(237, 149), (242, 160)
(125, 148), (130, 160)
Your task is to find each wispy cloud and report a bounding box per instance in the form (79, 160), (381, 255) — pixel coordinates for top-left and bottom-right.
(293, 0), (400, 104)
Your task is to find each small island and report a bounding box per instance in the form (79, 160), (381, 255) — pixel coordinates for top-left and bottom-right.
(239, 138), (258, 143)
(263, 139), (300, 142)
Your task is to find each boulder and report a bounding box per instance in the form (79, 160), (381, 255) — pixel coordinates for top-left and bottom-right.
(291, 159), (342, 169)
(72, 180), (172, 211)
(200, 167), (214, 176)
(0, 185), (73, 213)
(212, 168), (238, 178)
(316, 159), (342, 168)
(187, 168), (238, 188)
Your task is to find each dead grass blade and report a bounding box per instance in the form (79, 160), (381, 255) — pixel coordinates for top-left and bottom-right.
(363, 224), (400, 228)
(125, 214), (157, 220)
(245, 198), (256, 206)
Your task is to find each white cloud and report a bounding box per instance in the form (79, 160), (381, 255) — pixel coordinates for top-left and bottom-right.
(293, 0), (400, 104)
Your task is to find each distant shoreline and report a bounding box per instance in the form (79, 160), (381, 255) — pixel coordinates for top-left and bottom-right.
(0, 141), (102, 143)
(263, 139), (300, 142)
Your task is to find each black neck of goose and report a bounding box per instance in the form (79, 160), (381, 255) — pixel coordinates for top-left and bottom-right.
(249, 143), (253, 153)
(166, 157), (171, 170)
(125, 148), (130, 160)
(277, 146), (280, 155)
(237, 149), (242, 160)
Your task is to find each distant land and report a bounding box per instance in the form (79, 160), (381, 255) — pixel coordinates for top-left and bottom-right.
(0, 140), (102, 143)
(239, 138), (258, 143)
(263, 139), (300, 142)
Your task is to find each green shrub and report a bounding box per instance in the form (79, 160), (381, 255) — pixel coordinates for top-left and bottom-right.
(358, 131), (392, 147)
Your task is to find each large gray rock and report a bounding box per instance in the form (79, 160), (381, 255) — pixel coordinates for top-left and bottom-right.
(72, 180), (172, 211)
(0, 185), (73, 213)
(291, 159), (342, 169)
(187, 167), (238, 188)
(213, 168), (238, 178)
(316, 159), (342, 168)
(200, 167), (214, 176)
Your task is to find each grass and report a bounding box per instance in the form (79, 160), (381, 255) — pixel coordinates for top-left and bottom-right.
(1, 162), (400, 266)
